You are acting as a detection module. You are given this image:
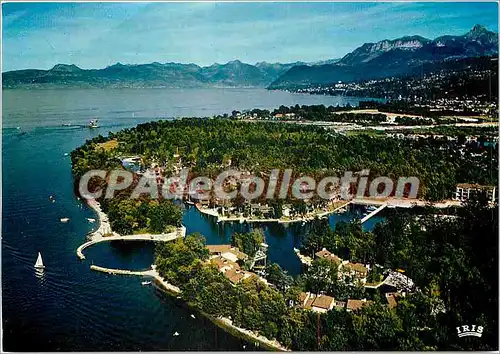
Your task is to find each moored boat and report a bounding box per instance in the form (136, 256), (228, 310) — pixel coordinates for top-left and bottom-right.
(88, 119), (99, 128)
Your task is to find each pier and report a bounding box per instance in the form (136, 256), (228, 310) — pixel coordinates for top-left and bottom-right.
(90, 265), (181, 293)
(360, 203), (387, 223)
(90, 265), (155, 276)
(77, 226), (186, 260)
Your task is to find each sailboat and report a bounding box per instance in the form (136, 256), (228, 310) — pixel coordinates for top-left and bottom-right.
(34, 252), (45, 269)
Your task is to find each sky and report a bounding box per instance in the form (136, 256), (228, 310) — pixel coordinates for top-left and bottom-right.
(2, 2), (498, 72)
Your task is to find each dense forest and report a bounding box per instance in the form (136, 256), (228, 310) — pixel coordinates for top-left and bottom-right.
(155, 195), (498, 350)
(69, 115), (498, 349)
(101, 198), (182, 235)
(71, 118), (498, 202)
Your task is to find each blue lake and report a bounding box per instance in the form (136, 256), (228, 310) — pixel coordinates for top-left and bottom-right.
(2, 88), (384, 350)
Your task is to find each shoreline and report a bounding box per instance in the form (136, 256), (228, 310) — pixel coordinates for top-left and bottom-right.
(86, 199), (116, 241)
(196, 197), (462, 225)
(78, 199), (185, 259)
(89, 263), (289, 351)
(81, 201), (289, 351)
(196, 200), (351, 224)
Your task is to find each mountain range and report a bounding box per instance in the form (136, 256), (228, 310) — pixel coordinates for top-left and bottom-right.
(3, 25), (497, 89)
(269, 24), (498, 89)
(2, 60), (304, 89)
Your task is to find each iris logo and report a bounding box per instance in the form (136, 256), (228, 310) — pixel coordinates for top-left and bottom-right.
(456, 325), (484, 338)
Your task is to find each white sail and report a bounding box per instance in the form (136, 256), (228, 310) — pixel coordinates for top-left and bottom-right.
(34, 252), (45, 269)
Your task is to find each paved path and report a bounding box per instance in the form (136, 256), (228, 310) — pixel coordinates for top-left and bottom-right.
(90, 265), (181, 293)
(77, 226), (186, 260)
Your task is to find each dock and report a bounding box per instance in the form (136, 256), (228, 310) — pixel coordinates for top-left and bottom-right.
(77, 226), (186, 260)
(90, 264), (154, 276)
(90, 265), (181, 293)
(360, 203), (387, 223)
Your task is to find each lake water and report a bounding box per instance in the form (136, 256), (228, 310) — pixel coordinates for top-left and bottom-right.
(2, 88), (383, 351)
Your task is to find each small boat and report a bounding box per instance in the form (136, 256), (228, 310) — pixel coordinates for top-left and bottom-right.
(173, 331), (180, 337)
(60, 217), (70, 223)
(64, 152), (69, 156)
(62, 123), (72, 127)
(88, 119), (99, 128)
(141, 281), (152, 286)
(87, 218), (96, 223)
(34, 252), (45, 269)
(16, 126), (21, 130)
(190, 314), (196, 319)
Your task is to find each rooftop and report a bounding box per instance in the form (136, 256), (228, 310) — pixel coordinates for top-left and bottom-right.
(343, 262), (368, 274)
(206, 244), (248, 261)
(312, 294), (335, 310)
(225, 268), (247, 284)
(210, 255), (240, 271)
(315, 248), (342, 264)
(456, 183), (496, 190)
(346, 299), (373, 311)
(207, 244), (232, 254)
(385, 292), (402, 309)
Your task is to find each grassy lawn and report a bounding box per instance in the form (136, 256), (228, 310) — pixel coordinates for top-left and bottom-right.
(96, 139), (119, 151)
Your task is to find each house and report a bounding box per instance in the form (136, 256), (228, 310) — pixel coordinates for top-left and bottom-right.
(209, 256), (254, 285)
(206, 244), (232, 255)
(346, 298), (373, 312)
(315, 248), (342, 264)
(340, 262), (369, 281)
(210, 255), (239, 273)
(206, 245), (248, 262)
(225, 268), (251, 284)
(453, 183), (497, 203)
(383, 271), (415, 291)
(299, 292), (336, 313)
(385, 292), (403, 309)
(311, 294), (336, 313)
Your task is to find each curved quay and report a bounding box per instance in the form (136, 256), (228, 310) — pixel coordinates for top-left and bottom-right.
(76, 226), (186, 260)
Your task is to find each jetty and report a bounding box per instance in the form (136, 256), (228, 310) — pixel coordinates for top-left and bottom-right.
(77, 226), (186, 260)
(294, 248), (313, 266)
(360, 203), (388, 223)
(90, 265), (181, 293)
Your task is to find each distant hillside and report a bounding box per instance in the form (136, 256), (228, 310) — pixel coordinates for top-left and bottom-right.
(2, 60), (304, 89)
(269, 25), (498, 89)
